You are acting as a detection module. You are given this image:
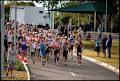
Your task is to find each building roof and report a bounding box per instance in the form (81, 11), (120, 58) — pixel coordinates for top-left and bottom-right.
(49, 2), (117, 14)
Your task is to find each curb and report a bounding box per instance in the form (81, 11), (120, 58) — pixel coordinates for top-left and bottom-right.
(82, 55), (119, 75)
(73, 50), (119, 75)
(21, 62), (30, 80)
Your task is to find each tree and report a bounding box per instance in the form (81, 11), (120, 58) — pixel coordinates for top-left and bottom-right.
(33, 0), (60, 18)
(34, 0), (119, 32)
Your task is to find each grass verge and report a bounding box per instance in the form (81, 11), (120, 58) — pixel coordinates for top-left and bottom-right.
(2, 59), (28, 80)
(82, 39), (119, 69)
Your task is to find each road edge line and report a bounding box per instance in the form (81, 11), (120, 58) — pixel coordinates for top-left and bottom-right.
(21, 62), (30, 80)
(70, 72), (76, 77)
(82, 55), (119, 75)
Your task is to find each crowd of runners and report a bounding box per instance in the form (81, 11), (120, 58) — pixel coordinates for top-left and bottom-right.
(4, 20), (113, 77)
(4, 20), (84, 68)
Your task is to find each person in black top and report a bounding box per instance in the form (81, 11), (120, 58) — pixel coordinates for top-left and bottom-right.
(64, 26), (68, 37)
(76, 37), (83, 66)
(102, 35), (107, 58)
(4, 35), (8, 52)
(18, 33), (23, 41)
(106, 34), (112, 58)
(4, 35), (8, 62)
(61, 26), (64, 35)
(83, 25), (87, 39)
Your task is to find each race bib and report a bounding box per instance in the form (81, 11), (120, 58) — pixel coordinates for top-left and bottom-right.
(78, 52), (82, 55)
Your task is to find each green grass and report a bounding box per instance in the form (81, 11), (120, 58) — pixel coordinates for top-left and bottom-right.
(15, 60), (25, 71)
(82, 40), (95, 49)
(82, 39), (119, 69)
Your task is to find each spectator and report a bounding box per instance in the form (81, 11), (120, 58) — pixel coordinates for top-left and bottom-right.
(106, 34), (112, 58)
(98, 24), (103, 39)
(61, 26), (64, 34)
(5, 44), (16, 77)
(101, 35), (107, 58)
(83, 25), (87, 40)
(86, 33), (91, 41)
(64, 26), (68, 37)
(95, 36), (101, 57)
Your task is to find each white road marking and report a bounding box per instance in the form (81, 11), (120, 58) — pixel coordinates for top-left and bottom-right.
(70, 72), (76, 77)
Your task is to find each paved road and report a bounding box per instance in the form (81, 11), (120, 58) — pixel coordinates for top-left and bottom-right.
(27, 54), (119, 80)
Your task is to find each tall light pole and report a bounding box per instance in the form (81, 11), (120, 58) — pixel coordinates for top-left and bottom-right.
(105, 0), (107, 33)
(14, 1), (17, 49)
(78, 13), (79, 27)
(52, 12), (54, 29)
(88, 14), (91, 24)
(1, 1), (4, 78)
(94, 11), (96, 32)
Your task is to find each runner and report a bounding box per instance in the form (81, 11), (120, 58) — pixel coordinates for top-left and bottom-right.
(7, 31), (13, 47)
(62, 36), (69, 66)
(48, 34), (53, 57)
(53, 37), (60, 65)
(76, 37), (83, 66)
(39, 38), (46, 66)
(26, 33), (31, 58)
(45, 37), (49, 64)
(69, 32), (74, 59)
(21, 38), (27, 61)
(35, 34), (40, 61)
(59, 36), (64, 60)
(37, 34), (41, 61)
(30, 39), (36, 64)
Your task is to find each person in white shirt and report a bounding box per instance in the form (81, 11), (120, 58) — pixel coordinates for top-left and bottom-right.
(30, 39), (36, 64)
(5, 44), (16, 77)
(7, 31), (13, 46)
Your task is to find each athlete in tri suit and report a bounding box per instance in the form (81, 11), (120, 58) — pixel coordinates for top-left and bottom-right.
(76, 36), (83, 66)
(69, 33), (74, 59)
(62, 36), (69, 66)
(53, 37), (60, 65)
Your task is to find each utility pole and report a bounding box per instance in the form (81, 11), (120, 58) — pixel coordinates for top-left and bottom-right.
(78, 13), (80, 27)
(105, 0), (107, 33)
(52, 12), (54, 29)
(94, 11), (96, 32)
(14, 1), (17, 49)
(1, 1), (4, 78)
